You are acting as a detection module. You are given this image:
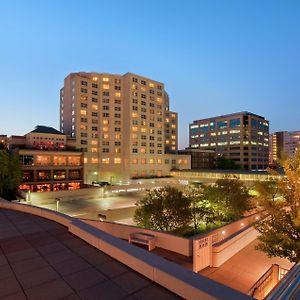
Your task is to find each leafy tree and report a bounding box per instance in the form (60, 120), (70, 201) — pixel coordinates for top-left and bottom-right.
(253, 173), (280, 204)
(183, 185), (215, 229)
(202, 177), (251, 221)
(255, 151), (300, 263)
(215, 156), (241, 170)
(134, 186), (191, 231)
(0, 149), (22, 200)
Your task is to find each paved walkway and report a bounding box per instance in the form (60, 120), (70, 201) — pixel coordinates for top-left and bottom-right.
(0, 208), (181, 300)
(200, 240), (294, 294)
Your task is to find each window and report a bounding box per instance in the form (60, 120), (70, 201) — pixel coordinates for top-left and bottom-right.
(103, 84), (109, 89)
(92, 83), (98, 88)
(103, 91), (109, 96)
(81, 103), (87, 108)
(132, 148), (138, 153)
(102, 148), (109, 153)
(92, 97), (98, 102)
(103, 106), (109, 110)
(103, 113), (109, 117)
(141, 80), (146, 85)
(81, 88), (87, 93)
(92, 126), (98, 131)
(115, 107), (121, 111)
(115, 99), (121, 104)
(92, 90), (98, 95)
(114, 158), (121, 164)
(81, 81), (87, 86)
(80, 140), (87, 145)
(103, 77), (109, 82)
(81, 118), (87, 122)
(230, 118), (241, 128)
(92, 112), (98, 117)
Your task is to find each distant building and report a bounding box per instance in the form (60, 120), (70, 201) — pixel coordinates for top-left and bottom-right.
(270, 131), (300, 165)
(189, 111), (269, 171)
(60, 72), (190, 182)
(178, 149), (215, 169)
(9, 126), (83, 192)
(0, 135), (8, 149)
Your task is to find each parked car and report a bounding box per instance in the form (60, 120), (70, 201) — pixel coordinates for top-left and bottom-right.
(92, 181), (111, 187)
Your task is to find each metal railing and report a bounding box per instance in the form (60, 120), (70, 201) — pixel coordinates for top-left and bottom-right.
(248, 264), (289, 300)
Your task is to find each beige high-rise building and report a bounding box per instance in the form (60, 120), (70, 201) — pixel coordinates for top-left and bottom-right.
(60, 72), (190, 183)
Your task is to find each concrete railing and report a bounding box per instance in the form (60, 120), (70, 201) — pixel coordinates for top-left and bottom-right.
(82, 219), (192, 256)
(212, 226), (259, 267)
(0, 198), (252, 300)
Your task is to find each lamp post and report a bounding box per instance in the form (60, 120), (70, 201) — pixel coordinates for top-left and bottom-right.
(55, 198), (60, 212)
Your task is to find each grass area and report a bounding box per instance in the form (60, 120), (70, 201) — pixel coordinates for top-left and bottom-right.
(171, 221), (227, 238)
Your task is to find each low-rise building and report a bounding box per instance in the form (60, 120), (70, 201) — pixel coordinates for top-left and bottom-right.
(10, 126), (83, 192)
(178, 148), (215, 169)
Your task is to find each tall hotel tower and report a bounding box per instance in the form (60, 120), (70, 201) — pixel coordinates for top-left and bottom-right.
(60, 72), (190, 183)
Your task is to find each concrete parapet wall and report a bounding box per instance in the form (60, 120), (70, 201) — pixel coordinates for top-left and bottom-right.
(82, 219), (192, 257)
(0, 198), (252, 300)
(212, 227), (259, 267)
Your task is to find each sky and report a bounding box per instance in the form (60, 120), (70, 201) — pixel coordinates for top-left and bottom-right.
(0, 1), (299, 148)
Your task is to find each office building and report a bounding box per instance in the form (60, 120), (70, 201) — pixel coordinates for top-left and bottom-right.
(189, 111), (269, 171)
(270, 131), (300, 165)
(60, 72), (190, 182)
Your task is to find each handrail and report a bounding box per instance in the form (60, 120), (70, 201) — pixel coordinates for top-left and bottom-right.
(265, 263), (300, 300)
(248, 264), (276, 297)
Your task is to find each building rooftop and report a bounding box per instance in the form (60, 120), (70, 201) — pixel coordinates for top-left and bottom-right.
(28, 125), (64, 135)
(192, 111), (266, 123)
(0, 208), (180, 300)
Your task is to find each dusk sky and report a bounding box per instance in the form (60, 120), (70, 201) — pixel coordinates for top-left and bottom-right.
(0, 1), (299, 148)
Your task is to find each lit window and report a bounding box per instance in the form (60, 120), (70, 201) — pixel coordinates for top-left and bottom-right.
(114, 158), (121, 164)
(102, 158), (110, 164)
(149, 159), (154, 164)
(102, 127), (109, 132)
(91, 148), (98, 153)
(92, 77), (98, 81)
(91, 158), (98, 164)
(80, 110), (87, 115)
(115, 134), (121, 139)
(91, 140), (98, 145)
(141, 158), (146, 164)
(115, 92), (121, 97)
(103, 84), (110, 89)
(102, 77), (109, 82)
(149, 82), (154, 88)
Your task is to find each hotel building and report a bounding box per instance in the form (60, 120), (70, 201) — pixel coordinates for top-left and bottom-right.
(60, 72), (190, 182)
(9, 126), (83, 192)
(189, 112), (269, 171)
(270, 131), (300, 165)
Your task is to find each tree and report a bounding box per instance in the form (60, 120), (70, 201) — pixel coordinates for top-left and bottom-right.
(0, 149), (22, 200)
(255, 150), (300, 263)
(202, 177), (251, 221)
(134, 186), (191, 231)
(183, 185), (215, 229)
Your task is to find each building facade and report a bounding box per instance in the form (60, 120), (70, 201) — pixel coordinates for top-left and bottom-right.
(178, 149), (216, 169)
(189, 112), (269, 171)
(270, 131), (300, 165)
(9, 126), (83, 192)
(60, 72), (190, 182)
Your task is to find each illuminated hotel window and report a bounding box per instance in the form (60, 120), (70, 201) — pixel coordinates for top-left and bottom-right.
(36, 155), (51, 166)
(102, 158), (110, 164)
(132, 158), (138, 164)
(115, 92), (121, 97)
(114, 158), (121, 164)
(132, 112), (138, 118)
(141, 158), (146, 164)
(157, 159), (162, 164)
(91, 148), (98, 153)
(68, 156), (81, 165)
(37, 170), (51, 181)
(84, 158), (88, 164)
(132, 126), (138, 132)
(92, 104), (98, 110)
(140, 148), (146, 153)
(91, 140), (98, 145)
(103, 134), (109, 139)
(53, 156), (66, 166)
(91, 158), (98, 164)
(103, 84), (110, 89)
(92, 77), (98, 81)
(149, 159), (154, 164)
(80, 110), (87, 115)
(157, 97), (162, 103)
(102, 77), (109, 82)
(149, 82), (154, 88)
(102, 127), (109, 132)
(115, 134), (121, 139)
